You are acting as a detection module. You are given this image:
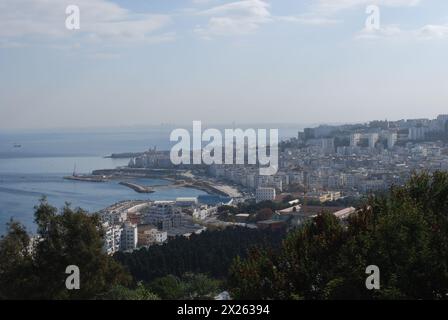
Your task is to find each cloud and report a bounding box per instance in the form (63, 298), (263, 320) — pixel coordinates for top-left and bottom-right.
(192, 0), (342, 39)
(355, 23), (448, 41)
(356, 25), (402, 39)
(301, 0), (423, 30)
(417, 24), (448, 39)
(0, 0), (172, 45)
(191, 0), (217, 5)
(315, 0), (421, 13)
(277, 15), (341, 26)
(194, 0), (271, 38)
(88, 52), (121, 60)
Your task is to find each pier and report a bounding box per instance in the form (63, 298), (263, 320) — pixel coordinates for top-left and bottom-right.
(64, 175), (107, 182)
(118, 181), (155, 193)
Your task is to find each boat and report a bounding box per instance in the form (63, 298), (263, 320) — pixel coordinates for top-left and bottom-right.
(13, 143), (22, 148)
(63, 163), (107, 182)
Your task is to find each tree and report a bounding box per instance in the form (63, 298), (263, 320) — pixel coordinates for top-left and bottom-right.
(0, 221), (35, 299)
(254, 208), (274, 222)
(0, 198), (131, 299)
(182, 273), (221, 300)
(99, 282), (159, 300)
(282, 195), (294, 203)
(228, 171), (448, 300)
(115, 227), (285, 283)
(148, 273), (221, 300)
(148, 274), (186, 300)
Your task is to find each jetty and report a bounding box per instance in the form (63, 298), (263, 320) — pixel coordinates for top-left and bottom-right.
(119, 181), (155, 193)
(64, 175), (107, 182)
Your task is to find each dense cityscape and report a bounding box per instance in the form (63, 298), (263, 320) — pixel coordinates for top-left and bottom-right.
(97, 114), (448, 257)
(2, 0), (448, 306)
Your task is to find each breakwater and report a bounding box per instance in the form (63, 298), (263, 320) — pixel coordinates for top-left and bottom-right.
(118, 182), (155, 193)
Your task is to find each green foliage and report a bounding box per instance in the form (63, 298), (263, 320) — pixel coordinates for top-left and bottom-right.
(149, 274), (186, 300)
(0, 198), (130, 299)
(99, 282), (160, 300)
(148, 273), (221, 300)
(217, 205), (239, 214)
(228, 171), (448, 300)
(255, 208), (274, 221)
(248, 208), (274, 223)
(182, 273), (221, 300)
(0, 221), (34, 299)
(281, 194), (295, 204)
(115, 227), (285, 283)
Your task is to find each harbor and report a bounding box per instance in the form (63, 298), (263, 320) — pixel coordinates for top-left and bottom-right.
(60, 164), (241, 199)
(89, 168), (241, 198)
(118, 181), (155, 193)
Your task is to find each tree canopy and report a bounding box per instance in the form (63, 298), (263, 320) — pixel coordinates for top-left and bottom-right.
(115, 227), (285, 283)
(228, 171), (448, 300)
(0, 198), (130, 299)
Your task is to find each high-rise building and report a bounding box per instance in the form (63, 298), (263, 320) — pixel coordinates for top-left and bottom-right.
(437, 114), (448, 132)
(304, 128), (315, 140)
(386, 132), (397, 149)
(321, 138), (335, 153)
(121, 222), (137, 251)
(138, 226), (167, 247)
(368, 133), (379, 148)
(350, 133), (361, 147)
(255, 187), (276, 203)
(142, 201), (183, 230)
(408, 127), (427, 141)
(102, 222), (122, 255)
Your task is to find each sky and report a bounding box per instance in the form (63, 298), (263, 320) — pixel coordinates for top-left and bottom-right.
(1, 0), (448, 129)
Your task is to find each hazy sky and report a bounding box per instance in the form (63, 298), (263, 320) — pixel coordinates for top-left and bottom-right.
(1, 0), (448, 129)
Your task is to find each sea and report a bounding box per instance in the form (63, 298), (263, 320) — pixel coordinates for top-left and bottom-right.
(0, 125), (300, 235)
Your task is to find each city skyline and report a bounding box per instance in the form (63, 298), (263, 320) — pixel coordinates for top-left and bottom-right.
(1, 2), (448, 300)
(2, 0), (448, 129)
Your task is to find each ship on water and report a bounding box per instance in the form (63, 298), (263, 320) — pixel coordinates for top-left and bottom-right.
(13, 143), (22, 148)
(64, 163), (107, 182)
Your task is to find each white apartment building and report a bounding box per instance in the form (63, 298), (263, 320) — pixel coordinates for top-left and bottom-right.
(257, 175), (283, 192)
(142, 201), (182, 230)
(350, 133), (362, 147)
(368, 133), (379, 148)
(103, 222), (122, 255)
(192, 205), (217, 220)
(350, 133), (379, 148)
(120, 222), (138, 251)
(101, 210), (127, 225)
(408, 127), (427, 141)
(255, 187), (276, 203)
(386, 132), (397, 149)
(141, 228), (167, 245)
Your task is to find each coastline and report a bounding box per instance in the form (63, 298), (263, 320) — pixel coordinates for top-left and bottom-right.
(89, 167), (241, 198)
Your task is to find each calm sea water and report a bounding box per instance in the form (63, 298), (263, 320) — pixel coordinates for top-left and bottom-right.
(0, 126), (299, 235)
(0, 156), (210, 235)
(0, 128), (184, 235)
